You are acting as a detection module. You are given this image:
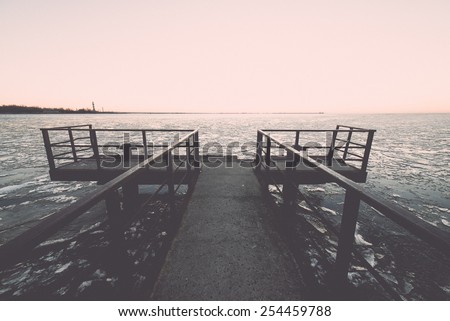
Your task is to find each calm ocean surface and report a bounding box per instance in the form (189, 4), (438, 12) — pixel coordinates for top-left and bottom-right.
(0, 113), (449, 243)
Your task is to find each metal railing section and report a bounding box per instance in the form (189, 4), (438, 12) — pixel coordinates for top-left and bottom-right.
(258, 125), (375, 171)
(256, 129), (450, 286)
(0, 129), (200, 268)
(41, 125), (199, 170)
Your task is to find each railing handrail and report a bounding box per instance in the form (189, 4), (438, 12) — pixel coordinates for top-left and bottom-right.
(258, 129), (450, 255)
(41, 124), (92, 130)
(261, 129), (376, 133)
(41, 127), (195, 132)
(0, 129), (199, 265)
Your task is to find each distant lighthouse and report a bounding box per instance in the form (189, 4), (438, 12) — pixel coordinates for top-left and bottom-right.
(92, 101), (96, 112)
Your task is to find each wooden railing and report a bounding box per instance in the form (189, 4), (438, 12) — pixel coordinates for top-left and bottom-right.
(256, 129), (450, 286)
(258, 125), (375, 171)
(41, 125), (199, 170)
(0, 129), (200, 268)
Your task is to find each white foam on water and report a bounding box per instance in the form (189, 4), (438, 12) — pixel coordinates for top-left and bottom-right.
(347, 272), (363, 286)
(441, 219), (450, 227)
(52, 186), (71, 193)
(320, 206), (338, 215)
(55, 262), (72, 274)
(77, 280), (92, 293)
(306, 187), (325, 193)
(402, 281), (414, 295)
(310, 258), (318, 268)
(38, 238), (71, 247)
(380, 272), (399, 285)
(372, 208), (385, 217)
(325, 248), (337, 259)
(80, 222), (102, 234)
(417, 216), (439, 227)
(361, 248), (376, 267)
(5, 267), (32, 285)
(355, 233), (373, 246)
(43, 195), (77, 204)
(0, 182), (33, 194)
(93, 269), (106, 279)
(439, 284), (450, 294)
(304, 216), (327, 234)
(298, 200), (313, 212)
(375, 253), (385, 259)
(0, 287), (11, 295)
(268, 185), (280, 193)
(67, 183), (84, 192)
(352, 266), (367, 271)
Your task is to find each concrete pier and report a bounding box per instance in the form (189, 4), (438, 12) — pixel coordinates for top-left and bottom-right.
(152, 162), (305, 300)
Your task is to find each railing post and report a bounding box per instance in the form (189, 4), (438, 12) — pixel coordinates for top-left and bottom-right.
(265, 135), (271, 167)
(167, 149), (175, 213)
(283, 148), (300, 209)
(326, 130), (338, 166)
(185, 136), (191, 171)
(334, 189), (361, 287)
(294, 131), (300, 149)
(194, 131), (200, 168)
(41, 129), (56, 170)
(142, 130), (148, 164)
(256, 131), (263, 170)
(361, 131), (375, 172)
(89, 129), (101, 169)
(68, 128), (78, 162)
(343, 127), (353, 160)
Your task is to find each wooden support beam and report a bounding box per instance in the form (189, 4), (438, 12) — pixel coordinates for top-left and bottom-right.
(361, 131), (375, 172)
(167, 150), (175, 213)
(105, 190), (124, 230)
(89, 129), (101, 169)
(194, 131), (200, 168)
(265, 135), (271, 167)
(334, 189), (361, 287)
(256, 131), (263, 170)
(326, 130), (338, 166)
(41, 129), (56, 170)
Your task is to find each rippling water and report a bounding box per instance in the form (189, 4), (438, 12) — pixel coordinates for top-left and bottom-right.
(0, 113), (449, 244)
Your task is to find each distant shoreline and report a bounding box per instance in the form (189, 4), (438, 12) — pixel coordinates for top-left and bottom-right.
(0, 105), (102, 114)
(0, 105), (324, 115)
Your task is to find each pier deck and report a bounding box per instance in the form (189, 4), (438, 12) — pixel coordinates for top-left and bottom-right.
(152, 161), (305, 300)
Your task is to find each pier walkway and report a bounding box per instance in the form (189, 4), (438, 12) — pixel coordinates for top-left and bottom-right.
(152, 162), (305, 300)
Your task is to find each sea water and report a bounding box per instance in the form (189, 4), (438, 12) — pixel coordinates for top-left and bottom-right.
(0, 113), (449, 244)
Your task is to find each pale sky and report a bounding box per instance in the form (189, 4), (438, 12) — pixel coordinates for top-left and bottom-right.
(1, 0), (450, 113)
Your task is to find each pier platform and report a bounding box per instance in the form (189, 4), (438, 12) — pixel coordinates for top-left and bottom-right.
(152, 161), (305, 300)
